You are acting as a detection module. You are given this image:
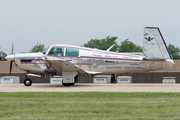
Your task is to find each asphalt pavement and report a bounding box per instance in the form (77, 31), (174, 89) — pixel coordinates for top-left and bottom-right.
(0, 83), (180, 92)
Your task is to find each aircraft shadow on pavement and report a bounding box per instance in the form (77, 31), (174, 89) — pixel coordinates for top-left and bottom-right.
(32, 84), (96, 88)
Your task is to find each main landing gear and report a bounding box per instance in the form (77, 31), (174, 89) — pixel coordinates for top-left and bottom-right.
(62, 81), (75, 87)
(23, 75), (78, 87)
(62, 76), (78, 87)
(24, 78), (32, 86)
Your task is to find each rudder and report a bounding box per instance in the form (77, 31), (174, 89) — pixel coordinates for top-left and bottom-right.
(143, 27), (172, 59)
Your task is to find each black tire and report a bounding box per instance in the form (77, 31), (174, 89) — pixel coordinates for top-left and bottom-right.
(62, 82), (71, 87)
(62, 80), (75, 87)
(24, 78), (32, 86)
(111, 74), (116, 83)
(70, 83), (75, 86)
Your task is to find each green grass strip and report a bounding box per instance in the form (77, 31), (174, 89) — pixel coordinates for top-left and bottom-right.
(0, 92), (180, 120)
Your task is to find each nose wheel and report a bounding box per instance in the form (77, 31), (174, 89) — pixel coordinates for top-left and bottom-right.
(24, 78), (32, 86)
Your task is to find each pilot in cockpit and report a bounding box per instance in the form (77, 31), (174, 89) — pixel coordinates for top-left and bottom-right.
(56, 48), (63, 56)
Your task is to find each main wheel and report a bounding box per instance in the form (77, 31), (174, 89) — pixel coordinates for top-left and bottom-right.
(24, 78), (32, 86)
(70, 83), (75, 86)
(62, 80), (75, 87)
(62, 82), (71, 87)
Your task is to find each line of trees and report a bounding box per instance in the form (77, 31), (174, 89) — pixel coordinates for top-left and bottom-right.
(82, 36), (180, 59)
(82, 36), (143, 52)
(29, 43), (45, 53)
(167, 44), (180, 59)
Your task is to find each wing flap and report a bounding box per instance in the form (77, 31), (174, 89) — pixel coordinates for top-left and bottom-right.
(43, 58), (102, 75)
(84, 70), (103, 74)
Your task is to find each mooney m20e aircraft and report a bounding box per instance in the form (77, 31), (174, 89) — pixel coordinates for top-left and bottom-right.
(6, 27), (174, 86)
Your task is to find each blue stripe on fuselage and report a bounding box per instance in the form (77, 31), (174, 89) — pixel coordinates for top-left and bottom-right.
(20, 59), (43, 63)
(21, 59), (33, 63)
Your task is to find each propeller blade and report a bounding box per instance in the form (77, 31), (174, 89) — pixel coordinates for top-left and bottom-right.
(9, 42), (15, 75)
(11, 42), (14, 54)
(10, 60), (13, 75)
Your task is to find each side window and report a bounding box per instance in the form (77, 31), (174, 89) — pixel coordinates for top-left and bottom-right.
(48, 47), (64, 56)
(66, 48), (79, 57)
(42, 47), (50, 55)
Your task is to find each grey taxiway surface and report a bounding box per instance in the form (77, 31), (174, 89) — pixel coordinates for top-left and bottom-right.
(0, 83), (180, 92)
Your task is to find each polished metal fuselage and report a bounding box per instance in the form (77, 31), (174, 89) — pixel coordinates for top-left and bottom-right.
(6, 45), (174, 76)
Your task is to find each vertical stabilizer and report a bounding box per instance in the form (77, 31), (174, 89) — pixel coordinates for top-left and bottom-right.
(143, 27), (172, 59)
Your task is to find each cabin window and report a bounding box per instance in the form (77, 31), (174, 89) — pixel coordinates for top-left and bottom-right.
(48, 47), (64, 56)
(66, 48), (79, 57)
(42, 47), (50, 55)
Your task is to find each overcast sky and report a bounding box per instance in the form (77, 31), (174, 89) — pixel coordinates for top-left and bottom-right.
(0, 0), (180, 54)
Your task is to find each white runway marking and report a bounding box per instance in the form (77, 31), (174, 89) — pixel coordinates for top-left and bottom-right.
(0, 83), (180, 92)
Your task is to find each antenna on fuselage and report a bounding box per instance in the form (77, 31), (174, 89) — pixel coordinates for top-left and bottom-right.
(106, 44), (115, 52)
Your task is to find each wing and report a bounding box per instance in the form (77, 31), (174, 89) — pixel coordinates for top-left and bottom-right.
(43, 57), (102, 75)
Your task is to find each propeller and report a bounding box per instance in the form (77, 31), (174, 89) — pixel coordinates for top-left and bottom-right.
(10, 60), (13, 75)
(7, 42), (15, 75)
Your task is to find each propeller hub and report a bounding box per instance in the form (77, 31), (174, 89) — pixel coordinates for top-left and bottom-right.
(25, 80), (30, 85)
(5, 54), (15, 61)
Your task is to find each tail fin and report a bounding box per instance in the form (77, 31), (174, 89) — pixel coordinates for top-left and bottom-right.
(143, 27), (172, 59)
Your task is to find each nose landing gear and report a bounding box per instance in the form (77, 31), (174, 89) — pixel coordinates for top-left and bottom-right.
(24, 78), (32, 86)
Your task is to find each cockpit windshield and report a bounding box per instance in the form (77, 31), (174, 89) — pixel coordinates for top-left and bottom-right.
(42, 47), (50, 55)
(48, 47), (64, 56)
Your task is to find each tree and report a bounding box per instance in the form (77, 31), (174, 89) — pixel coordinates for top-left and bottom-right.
(118, 39), (143, 52)
(0, 47), (7, 60)
(29, 43), (45, 53)
(0, 47), (6, 53)
(168, 44), (180, 59)
(0, 47), (3, 52)
(82, 36), (119, 52)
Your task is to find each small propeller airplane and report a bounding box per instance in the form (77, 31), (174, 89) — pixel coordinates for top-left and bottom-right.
(5, 27), (174, 86)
